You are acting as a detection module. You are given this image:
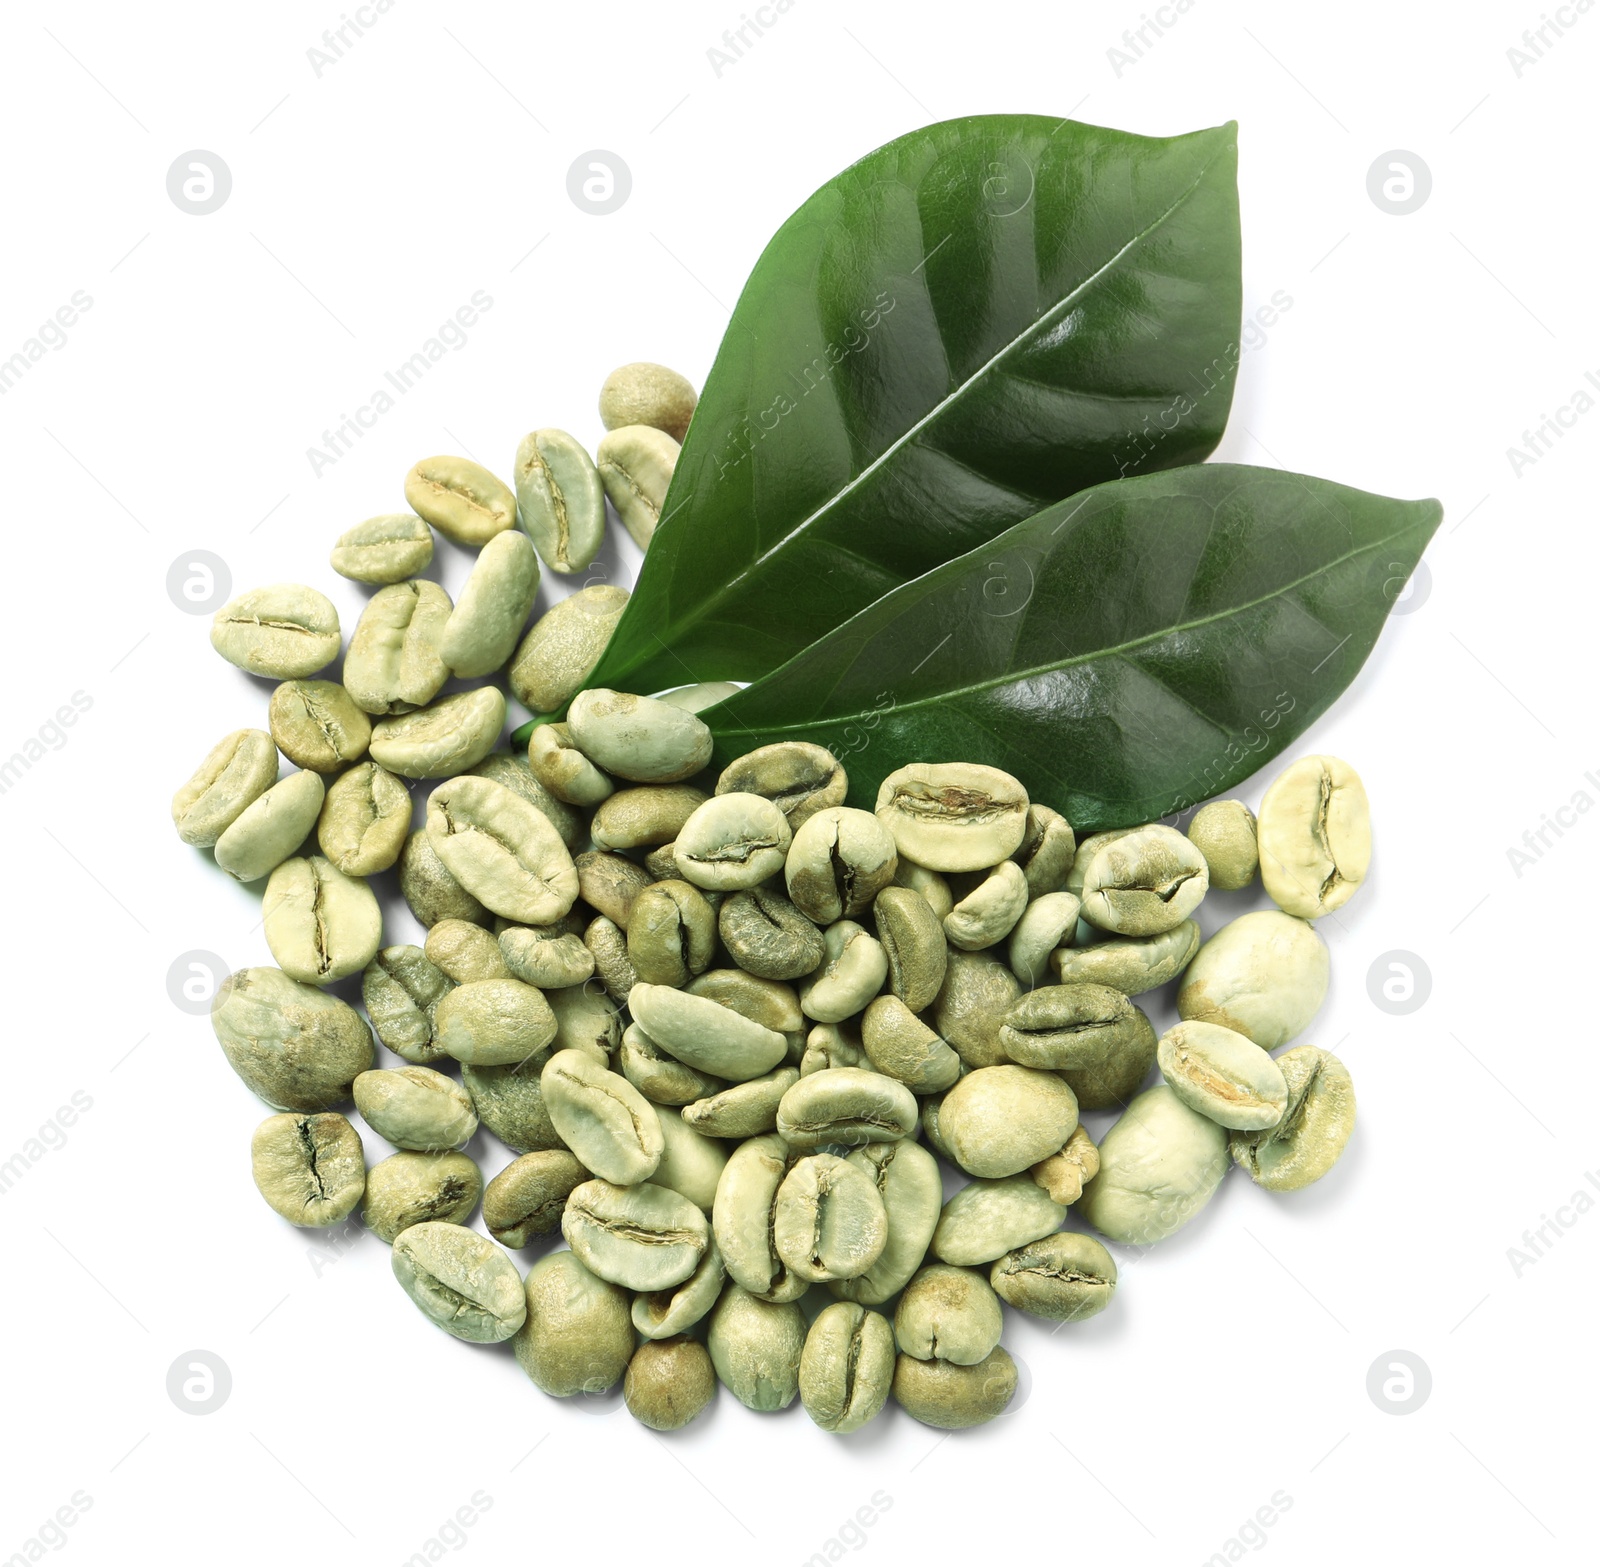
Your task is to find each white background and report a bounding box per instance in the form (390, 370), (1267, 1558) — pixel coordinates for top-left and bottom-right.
(1, 1), (1592, 1563)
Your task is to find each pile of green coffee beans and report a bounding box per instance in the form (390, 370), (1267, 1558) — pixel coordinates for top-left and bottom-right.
(174, 361), (1366, 1434)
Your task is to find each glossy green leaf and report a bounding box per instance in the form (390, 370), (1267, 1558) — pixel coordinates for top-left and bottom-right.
(700, 465), (1442, 833)
(586, 114), (1243, 699)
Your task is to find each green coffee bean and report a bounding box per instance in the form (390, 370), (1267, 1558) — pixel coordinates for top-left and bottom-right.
(1257, 755), (1371, 918)
(873, 886), (948, 1011)
(799, 920), (888, 1024)
(860, 995), (961, 1092)
(562, 1178), (710, 1290)
(1057, 1001), (1159, 1111)
(213, 769), (325, 882)
(716, 741), (847, 830)
(673, 793), (793, 891)
(1050, 921), (1200, 996)
(362, 1149), (482, 1244)
(250, 1112), (365, 1227)
(354, 1067), (477, 1150)
(439, 529), (540, 678)
(1186, 799), (1258, 891)
(1177, 910), (1329, 1048)
(262, 856), (382, 985)
(775, 1068), (918, 1151)
(626, 880), (715, 987)
(399, 828), (491, 929)
(719, 886), (827, 981)
(785, 807), (898, 924)
(1013, 803), (1077, 897)
(990, 1231), (1116, 1322)
(999, 983), (1148, 1071)
(800, 1302), (895, 1434)
(895, 1264), (1003, 1365)
(529, 721), (615, 807)
(343, 580), (452, 715)
(651, 1107), (728, 1211)
(362, 947), (452, 1065)
(622, 1023), (726, 1106)
(509, 586), (629, 715)
(1066, 829), (1138, 896)
(931, 1174), (1066, 1266)
(875, 763), (1029, 872)
(212, 966), (373, 1110)
(370, 687), (506, 780)
(391, 1221), (526, 1342)
(567, 688), (713, 784)
(436, 978), (558, 1066)
(712, 1133), (805, 1301)
(513, 428), (606, 574)
(892, 1346), (1016, 1429)
(591, 785), (708, 851)
(625, 1336), (717, 1430)
(584, 915), (638, 1004)
(920, 1093), (954, 1160)
(708, 1285), (806, 1411)
(1158, 1020), (1289, 1130)
(893, 859), (955, 920)
(541, 1048), (663, 1185)
(268, 680), (371, 773)
(939, 1065), (1078, 1179)
(173, 728), (279, 847)
(1008, 891), (1082, 987)
(681, 1067), (797, 1139)
(547, 981), (619, 1060)
(462, 1058), (565, 1155)
(596, 425), (679, 549)
(1229, 1046), (1356, 1190)
(1078, 824), (1209, 936)
(831, 1140), (943, 1306)
(633, 1241), (726, 1340)
(629, 983), (788, 1081)
(404, 455), (516, 546)
(466, 752), (587, 854)
(1029, 1124), (1100, 1205)
(599, 361), (697, 443)
(482, 1150), (586, 1247)
(514, 1250), (633, 1397)
(799, 1022), (870, 1077)
(330, 513), (435, 584)
(944, 860), (1029, 951)
(571, 850), (650, 929)
(211, 583), (341, 678)
(500, 924), (595, 990)
(773, 1153), (889, 1283)
(425, 774), (579, 925)
(317, 762), (411, 876)
(424, 919), (509, 985)
(933, 951), (1020, 1069)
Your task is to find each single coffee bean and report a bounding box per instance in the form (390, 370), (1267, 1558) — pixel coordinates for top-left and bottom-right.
(1230, 1046), (1356, 1190)
(391, 1221), (526, 1342)
(831, 1140), (943, 1306)
(509, 586), (630, 714)
(999, 983), (1147, 1071)
(548, 981), (621, 1061)
(514, 1250), (633, 1397)
(681, 1066), (797, 1138)
(688, 969), (803, 1038)
(467, 752), (587, 854)
(584, 915), (639, 1004)
(875, 763), (1029, 872)
(330, 512), (434, 584)
(944, 860), (1030, 951)
(567, 688), (713, 783)
(859, 995), (961, 1092)
(213, 966), (374, 1110)
(317, 762), (410, 876)
(991, 1231), (1117, 1322)
(513, 427), (607, 575)
(893, 1346), (1016, 1429)
(1078, 824), (1209, 936)
(773, 1153), (889, 1283)
(712, 1133), (805, 1301)
(1051, 923), (1200, 1005)
(1258, 755), (1372, 918)
(1013, 803), (1077, 896)
(633, 1241), (727, 1340)
(500, 923), (595, 990)
(541, 1049), (663, 1184)
(591, 785), (709, 851)
(873, 886), (948, 1011)
(785, 807), (898, 924)
(563, 1178), (711, 1290)
(1057, 1004), (1159, 1112)
(362, 947), (452, 1065)
(1029, 1124), (1100, 1205)
(173, 728), (279, 846)
(483, 1150), (587, 1247)
(651, 1107), (728, 1211)
(211, 583), (341, 678)
(895, 1264), (1004, 1364)
(621, 1023), (727, 1106)
(629, 983), (788, 1081)
(599, 361), (697, 443)
(931, 1174), (1067, 1266)
(716, 741), (847, 830)
(644, 840), (682, 879)
(353, 1067), (477, 1150)
(571, 851), (650, 929)
(933, 950), (1020, 1068)
(1077, 1084), (1229, 1244)
(596, 425), (679, 549)
(213, 769), (325, 882)
(424, 919), (509, 985)
(799, 1022), (870, 1077)
(529, 721), (615, 807)
(1008, 891), (1082, 988)
(404, 454), (517, 546)
(920, 1093), (954, 1160)
(626, 880), (715, 987)
(625, 1336), (717, 1430)
(893, 859), (955, 919)
(1158, 1019), (1289, 1130)
(250, 1112), (365, 1226)
(436, 978), (557, 1066)
(800, 1302), (895, 1434)
(262, 856), (382, 984)
(363, 1149), (483, 1244)
(268, 680), (371, 773)
(425, 774), (579, 924)
(370, 687), (506, 780)
(439, 529), (540, 678)
(799, 920), (888, 1024)
(1065, 829), (1139, 896)
(343, 580), (452, 715)
(1177, 910), (1329, 1048)
(939, 1065), (1079, 1179)
(673, 793), (793, 891)
(1187, 799), (1259, 891)
(775, 1068), (918, 1151)
(399, 828), (491, 929)
(719, 886), (827, 981)
(707, 1284), (806, 1411)
(462, 1057), (565, 1155)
